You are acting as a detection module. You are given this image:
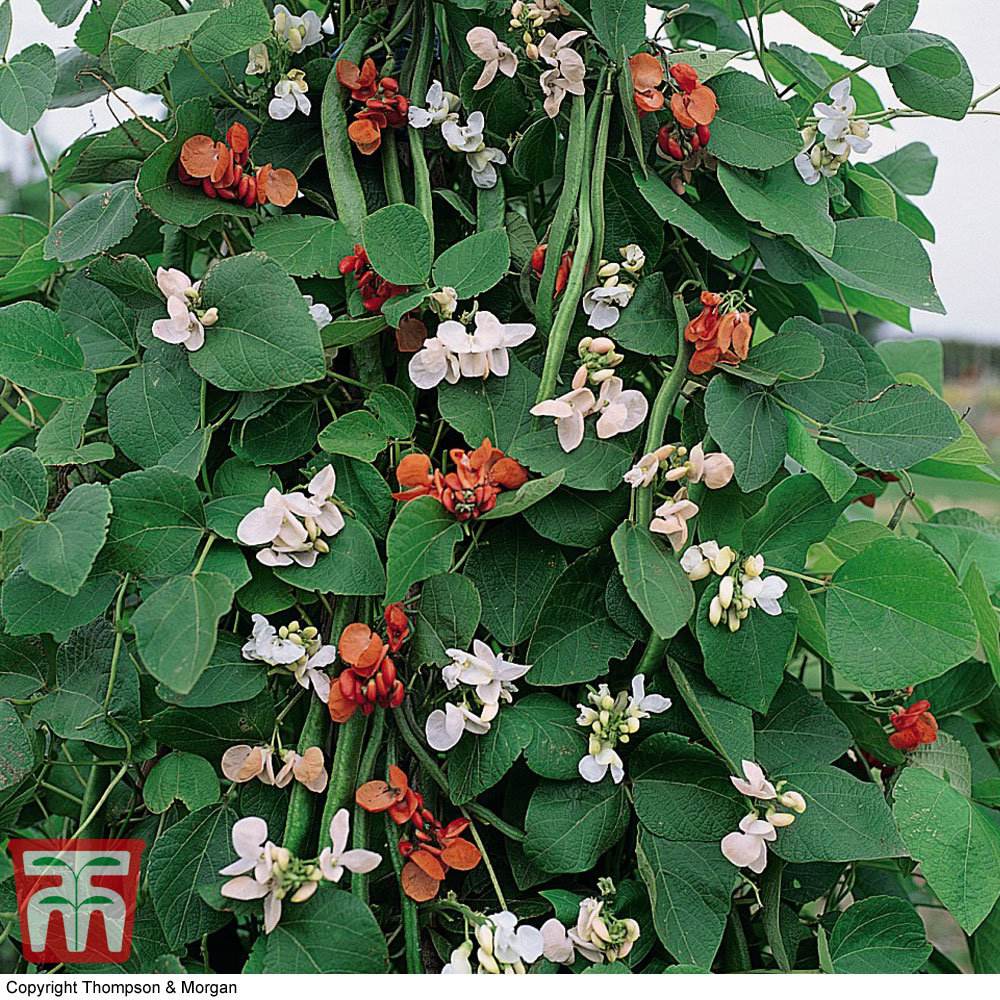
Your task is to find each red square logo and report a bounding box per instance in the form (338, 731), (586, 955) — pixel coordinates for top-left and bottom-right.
(7, 839), (145, 964)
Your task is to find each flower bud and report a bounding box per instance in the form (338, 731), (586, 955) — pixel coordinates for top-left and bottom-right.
(602, 274), (619, 288)
(288, 632), (304, 646)
(598, 262), (620, 278)
(627, 716), (640, 733)
(511, 0), (524, 15)
(664, 466), (688, 481)
(478, 949), (500, 975)
(709, 595), (723, 627)
(687, 558), (711, 582)
(274, 847), (291, 869)
(810, 145), (824, 168)
(589, 336), (615, 354)
(711, 547), (736, 575)
(727, 608), (740, 632)
(601, 694), (615, 711)
(743, 555), (764, 577)
(201, 307), (219, 326)
(589, 736), (601, 755)
(290, 881), (317, 903)
(766, 810), (796, 827)
(719, 575), (735, 609)
(475, 924), (493, 953)
(779, 790), (807, 813)
(525, 42), (538, 59)
(288, 26), (302, 51)
(313, 537), (330, 554)
(599, 709), (610, 726)
(302, 626), (318, 640)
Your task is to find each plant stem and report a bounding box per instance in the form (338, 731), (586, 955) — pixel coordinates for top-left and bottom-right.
(351, 709), (385, 902)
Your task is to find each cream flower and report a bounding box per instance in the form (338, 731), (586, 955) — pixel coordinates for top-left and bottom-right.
(591, 376), (648, 439)
(246, 43), (270, 76)
(151, 267), (206, 352)
(269, 69), (310, 120)
(428, 286), (459, 319)
(408, 79), (460, 128)
(721, 813), (777, 874)
(435, 311), (535, 379)
(620, 243), (646, 274)
(466, 27), (518, 90)
(273, 4), (322, 53)
(649, 497), (699, 551)
(408, 336), (461, 389)
(623, 444), (675, 488)
(317, 809), (382, 883)
(731, 760), (777, 800)
(442, 111), (486, 152)
(680, 540), (736, 579)
(530, 385), (596, 453)
(582, 283), (635, 331)
(567, 897), (640, 963)
(467, 145), (507, 188)
(537, 30), (587, 117)
(241, 615), (335, 702)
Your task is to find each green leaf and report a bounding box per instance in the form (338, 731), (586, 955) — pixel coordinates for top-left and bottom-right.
(464, 520), (565, 646)
(21, 483), (111, 596)
(872, 141), (937, 196)
(972, 899), (1000, 973)
(916, 509), (1000, 593)
(252, 215), (351, 280)
(514, 424), (640, 492)
(893, 764), (1000, 933)
(410, 572), (481, 667)
(517, 692), (590, 781)
(636, 829), (736, 970)
(804, 218), (944, 314)
(527, 549), (634, 685)
(359, 204), (432, 286)
(133, 571), (234, 694)
(771, 762), (906, 863)
(962, 564), (1000, 686)
(230, 394), (317, 467)
(632, 733), (744, 841)
(633, 168), (749, 260)
(706, 71), (803, 170)
(448, 708), (530, 803)
(143, 751), (220, 813)
(829, 895), (931, 974)
(148, 802), (237, 949)
(274, 517), (385, 597)
(260, 890), (388, 973)
(718, 163), (835, 256)
(513, 115), (560, 184)
(524, 779), (630, 874)
(0, 43), (56, 134)
(188, 0), (271, 63)
(44, 182), (140, 263)
(155, 632), (267, 708)
(105, 467), (206, 578)
(439, 354), (539, 453)
(611, 521), (693, 640)
(0, 699), (34, 791)
(107, 362), (200, 467)
(191, 253), (326, 392)
(785, 414), (856, 502)
(115, 10), (215, 52)
(525, 483), (629, 549)
(59, 272), (136, 369)
(826, 536), (978, 689)
(0, 301), (95, 398)
(2, 567), (118, 635)
(778, 0), (853, 47)
(109, 0), (179, 90)
(384, 496), (462, 603)
(610, 273), (677, 356)
(888, 35), (972, 120)
(704, 376), (787, 492)
(908, 730), (972, 796)
(317, 409), (387, 462)
(825, 384), (960, 471)
(148, 690), (274, 758)
(695, 580), (798, 713)
(719, 327), (824, 387)
(754, 675), (851, 771)
(66, 116), (165, 187)
(480, 470), (564, 521)
(365, 384), (416, 439)
(35, 395), (114, 466)
(0, 214), (47, 272)
(0, 447), (48, 528)
(432, 229), (510, 297)
(592, 0), (646, 56)
(31, 618), (140, 747)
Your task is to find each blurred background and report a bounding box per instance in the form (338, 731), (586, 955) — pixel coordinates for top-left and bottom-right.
(1, 0), (998, 512)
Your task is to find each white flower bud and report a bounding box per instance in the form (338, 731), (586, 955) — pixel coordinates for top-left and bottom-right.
(525, 42), (538, 59)
(475, 924), (494, 953)
(711, 547), (736, 575)
(313, 537), (330, 554)
(598, 262), (620, 278)
(766, 810), (796, 827)
(727, 608), (741, 632)
(719, 576), (735, 609)
(201, 307), (219, 327)
(744, 555), (764, 577)
(602, 274), (620, 288)
(627, 716), (640, 733)
(709, 595), (723, 627)
(601, 695), (615, 711)
(779, 790), (807, 813)
(589, 336), (616, 354)
(591, 368), (616, 383)
(478, 949), (500, 974)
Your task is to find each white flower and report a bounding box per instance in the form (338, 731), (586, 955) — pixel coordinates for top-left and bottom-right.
(740, 573), (787, 616)
(582, 283), (634, 331)
(269, 70), (310, 120)
(649, 497), (699, 552)
(467, 145), (506, 188)
(620, 244), (645, 274)
(273, 4), (322, 53)
(487, 911), (544, 965)
(408, 80), (460, 128)
(436, 311), (535, 380)
(623, 445), (675, 488)
(442, 941), (474, 974)
(579, 743), (625, 784)
(730, 760), (777, 800)
(441, 638), (532, 708)
(408, 336), (461, 389)
(566, 897), (641, 963)
(530, 385), (596, 453)
(794, 150), (823, 186)
(242, 613), (305, 666)
(303, 294), (332, 329)
(429, 286), (458, 319)
(540, 918), (575, 964)
(466, 27), (518, 91)
(681, 540), (736, 579)
(219, 817), (287, 934)
(591, 375), (648, 439)
(317, 809), (382, 883)
(151, 267), (205, 352)
(246, 43), (270, 76)
(628, 674), (672, 717)
(537, 30), (587, 118)
(442, 111), (486, 152)
(721, 813), (776, 874)
(425, 701), (493, 751)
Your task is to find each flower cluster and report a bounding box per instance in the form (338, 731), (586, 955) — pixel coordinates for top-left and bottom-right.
(328, 607), (409, 723)
(409, 310), (536, 388)
(220, 812), (380, 933)
(721, 761), (807, 874)
(356, 765), (481, 901)
(178, 123), (297, 208)
(889, 699), (938, 751)
(338, 243), (409, 315)
(221, 743), (328, 793)
(581, 244), (645, 331)
(541, 882), (642, 965)
(795, 79), (872, 185)
(392, 438), (528, 521)
(425, 640), (532, 751)
(272, 4), (323, 54)
(441, 110), (507, 189)
(685, 290), (754, 375)
(337, 58), (411, 154)
(236, 465), (344, 568)
(576, 675), (670, 784)
(241, 614), (334, 701)
(508, 0), (570, 56)
(444, 911), (544, 975)
(531, 368), (648, 453)
(683, 546), (787, 630)
(151, 267), (217, 353)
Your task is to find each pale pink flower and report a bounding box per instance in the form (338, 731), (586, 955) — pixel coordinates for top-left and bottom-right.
(467, 27), (518, 90)
(151, 267), (205, 351)
(649, 497), (699, 551)
(317, 809), (382, 882)
(731, 759), (777, 799)
(623, 445), (675, 488)
(721, 813), (777, 873)
(592, 376), (648, 439)
(530, 386), (596, 453)
(537, 30), (587, 117)
(687, 443), (735, 489)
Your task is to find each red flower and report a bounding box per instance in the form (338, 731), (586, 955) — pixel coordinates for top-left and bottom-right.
(328, 622), (405, 723)
(629, 53), (664, 115)
(338, 61), (412, 155)
(889, 700), (938, 751)
(384, 603), (410, 652)
(685, 291), (753, 375)
(338, 244), (408, 314)
(336, 58), (378, 101)
(669, 63), (718, 129)
(853, 470), (901, 508)
(530, 244), (574, 297)
(356, 764), (420, 825)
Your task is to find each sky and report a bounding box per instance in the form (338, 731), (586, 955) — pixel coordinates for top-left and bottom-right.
(3, 0), (998, 342)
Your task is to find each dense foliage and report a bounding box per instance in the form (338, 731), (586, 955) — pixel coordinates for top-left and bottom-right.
(1, 0), (999, 976)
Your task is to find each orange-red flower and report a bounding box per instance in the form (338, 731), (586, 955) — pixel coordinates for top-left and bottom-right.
(531, 244), (574, 297)
(328, 619), (407, 723)
(392, 438), (529, 521)
(338, 244), (409, 314)
(630, 52), (664, 115)
(336, 58), (378, 101)
(669, 63), (718, 129)
(854, 470), (901, 508)
(356, 764), (420, 824)
(888, 700), (938, 751)
(338, 61), (411, 155)
(685, 292), (752, 375)
(384, 603), (410, 652)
